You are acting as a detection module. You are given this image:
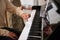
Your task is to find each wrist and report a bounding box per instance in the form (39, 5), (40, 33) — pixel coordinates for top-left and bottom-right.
(16, 7), (24, 16)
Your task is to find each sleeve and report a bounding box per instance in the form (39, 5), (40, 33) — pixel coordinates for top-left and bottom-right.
(0, 29), (9, 36)
(5, 0), (24, 16)
(5, 0), (17, 13)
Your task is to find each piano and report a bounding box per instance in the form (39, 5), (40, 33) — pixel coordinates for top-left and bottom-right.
(18, 6), (42, 40)
(18, 0), (60, 40)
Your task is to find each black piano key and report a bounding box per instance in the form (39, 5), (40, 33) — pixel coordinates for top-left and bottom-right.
(29, 33), (41, 36)
(27, 37), (41, 40)
(30, 28), (41, 31)
(29, 31), (41, 35)
(29, 31), (41, 33)
(32, 6), (41, 11)
(31, 23), (41, 26)
(30, 31), (42, 33)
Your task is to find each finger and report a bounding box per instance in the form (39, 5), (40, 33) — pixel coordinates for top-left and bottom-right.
(8, 34), (16, 40)
(9, 32), (18, 39)
(25, 14), (31, 18)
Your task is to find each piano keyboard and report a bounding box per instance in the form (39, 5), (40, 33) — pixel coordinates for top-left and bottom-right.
(18, 6), (42, 40)
(27, 10), (42, 40)
(18, 10), (36, 40)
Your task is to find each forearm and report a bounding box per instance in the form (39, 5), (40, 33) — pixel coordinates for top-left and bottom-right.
(6, 0), (23, 16)
(6, 0), (19, 14)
